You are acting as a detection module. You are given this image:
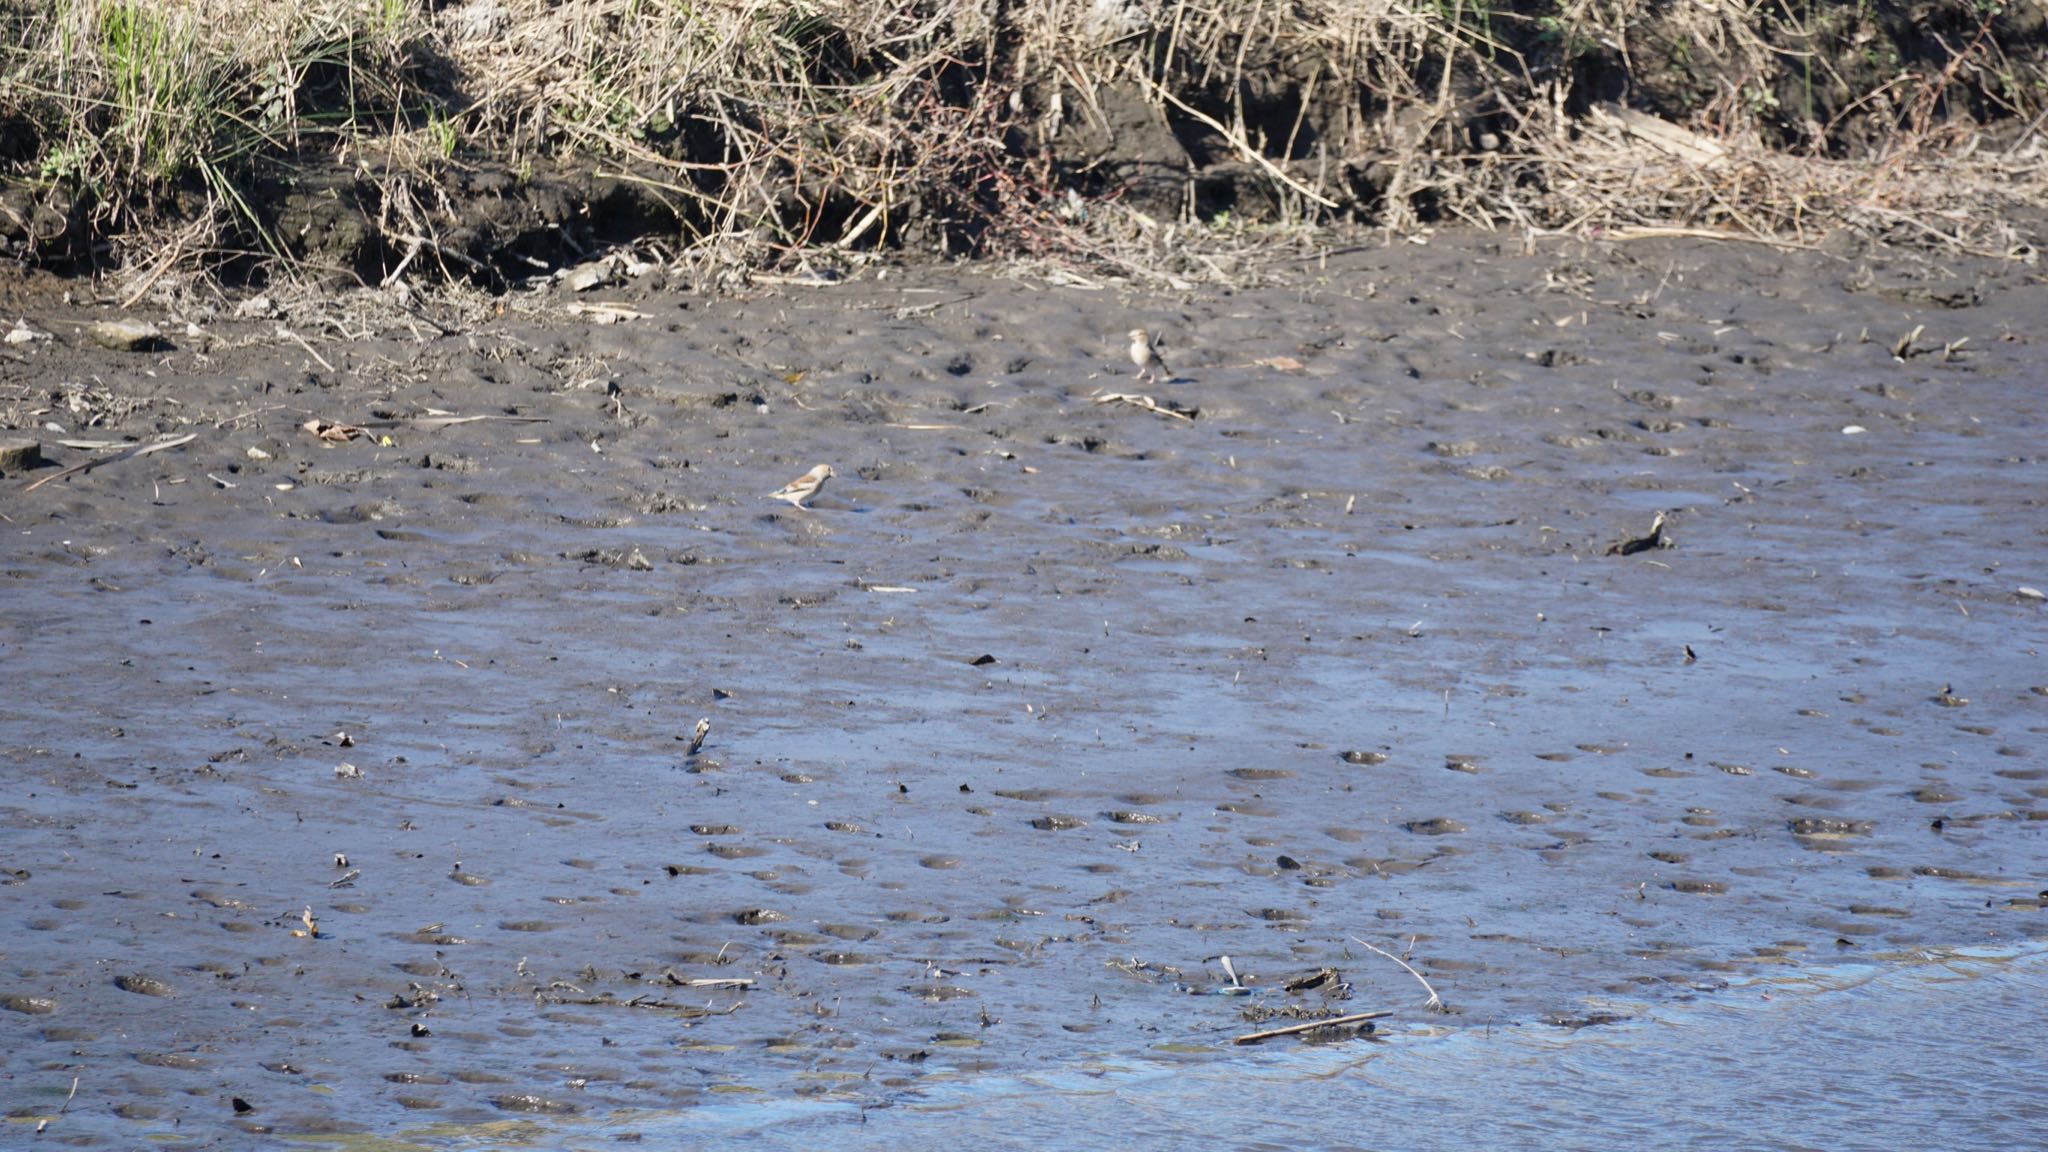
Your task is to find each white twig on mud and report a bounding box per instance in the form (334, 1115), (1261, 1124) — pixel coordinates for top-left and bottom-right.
(276, 325), (333, 373)
(1092, 392), (1191, 420)
(1352, 936), (1442, 1010)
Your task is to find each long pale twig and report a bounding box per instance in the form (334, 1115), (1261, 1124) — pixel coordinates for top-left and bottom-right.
(1352, 936), (1442, 1010)
(24, 433), (199, 493)
(1092, 392), (1192, 420)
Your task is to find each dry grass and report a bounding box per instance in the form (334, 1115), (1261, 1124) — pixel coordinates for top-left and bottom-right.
(0, 0), (2042, 286)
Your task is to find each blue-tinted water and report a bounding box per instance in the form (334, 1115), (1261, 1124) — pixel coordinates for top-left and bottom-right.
(585, 945), (2048, 1151)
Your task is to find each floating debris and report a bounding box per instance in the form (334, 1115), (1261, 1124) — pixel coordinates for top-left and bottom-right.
(1606, 510), (1674, 556)
(1284, 967), (1340, 993)
(1234, 1009), (1391, 1045)
(1212, 954), (1249, 995)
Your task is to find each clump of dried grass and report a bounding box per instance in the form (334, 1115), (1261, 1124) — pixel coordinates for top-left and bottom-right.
(0, 0), (2042, 287)
(1494, 3), (2045, 260)
(1511, 114), (2044, 261)
(436, 0), (1008, 244)
(1, 0), (427, 261)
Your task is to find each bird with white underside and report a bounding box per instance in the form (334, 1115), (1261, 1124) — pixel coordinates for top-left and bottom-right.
(766, 464), (833, 508)
(1128, 328), (1171, 385)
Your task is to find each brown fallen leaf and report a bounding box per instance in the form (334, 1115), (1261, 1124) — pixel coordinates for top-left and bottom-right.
(302, 419), (365, 443)
(1256, 355), (1306, 372)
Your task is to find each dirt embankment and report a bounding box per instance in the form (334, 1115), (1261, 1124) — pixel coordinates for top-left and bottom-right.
(3, 0), (2046, 287)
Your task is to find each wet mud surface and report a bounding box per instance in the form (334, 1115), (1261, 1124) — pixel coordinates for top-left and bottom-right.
(2, 234), (2044, 1144)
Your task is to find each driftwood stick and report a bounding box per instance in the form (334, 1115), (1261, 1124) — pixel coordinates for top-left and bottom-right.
(1234, 1009), (1392, 1045)
(23, 432), (199, 493)
(358, 414), (551, 430)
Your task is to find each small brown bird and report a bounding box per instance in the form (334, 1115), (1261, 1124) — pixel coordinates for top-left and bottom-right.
(1128, 328), (1170, 385)
(765, 464), (833, 508)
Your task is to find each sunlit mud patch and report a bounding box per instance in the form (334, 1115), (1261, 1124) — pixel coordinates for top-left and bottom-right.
(2, 235), (2044, 1146)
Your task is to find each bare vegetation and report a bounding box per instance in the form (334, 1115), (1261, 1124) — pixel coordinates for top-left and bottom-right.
(1, 0), (2044, 285)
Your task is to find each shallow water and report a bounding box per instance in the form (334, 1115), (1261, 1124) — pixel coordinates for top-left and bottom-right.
(2, 236), (2044, 1144)
(250, 945), (2048, 1149)
(628, 945), (2048, 1151)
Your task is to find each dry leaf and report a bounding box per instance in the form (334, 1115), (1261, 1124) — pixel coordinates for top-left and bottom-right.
(1256, 355), (1306, 372)
(302, 419), (365, 443)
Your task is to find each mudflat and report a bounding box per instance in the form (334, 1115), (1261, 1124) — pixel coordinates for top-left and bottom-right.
(2, 232), (2043, 1143)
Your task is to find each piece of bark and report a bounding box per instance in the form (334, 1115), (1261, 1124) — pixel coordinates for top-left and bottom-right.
(0, 438), (41, 474)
